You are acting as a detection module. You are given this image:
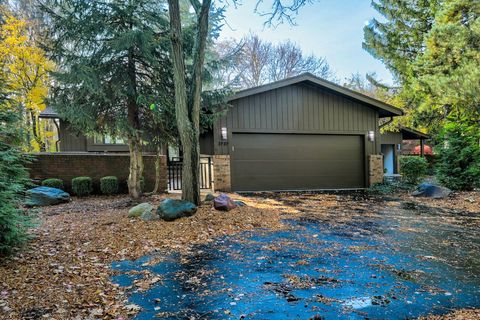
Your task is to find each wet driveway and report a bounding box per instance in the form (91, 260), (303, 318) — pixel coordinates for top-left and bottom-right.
(112, 195), (480, 319)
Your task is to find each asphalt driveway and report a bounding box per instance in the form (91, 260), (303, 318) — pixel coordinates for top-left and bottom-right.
(111, 193), (480, 319)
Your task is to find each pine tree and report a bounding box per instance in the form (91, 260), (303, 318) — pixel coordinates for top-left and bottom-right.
(363, 0), (479, 136)
(42, 0), (174, 198)
(0, 51), (33, 255)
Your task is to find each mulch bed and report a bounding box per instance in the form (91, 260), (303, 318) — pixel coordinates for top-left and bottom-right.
(0, 191), (478, 319)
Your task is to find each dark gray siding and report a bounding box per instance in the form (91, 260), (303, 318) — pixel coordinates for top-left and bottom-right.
(214, 83), (380, 156)
(380, 131), (402, 145)
(58, 120), (88, 152)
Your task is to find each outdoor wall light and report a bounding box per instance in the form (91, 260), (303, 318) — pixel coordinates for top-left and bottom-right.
(221, 127), (228, 141)
(368, 130), (375, 142)
(397, 144), (401, 151)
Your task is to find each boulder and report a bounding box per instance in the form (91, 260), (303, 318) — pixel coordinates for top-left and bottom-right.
(140, 210), (159, 221)
(157, 199), (197, 221)
(213, 194), (237, 211)
(128, 203), (153, 218)
(234, 200), (247, 207)
(204, 193), (216, 202)
(25, 186), (70, 206)
(411, 183), (452, 199)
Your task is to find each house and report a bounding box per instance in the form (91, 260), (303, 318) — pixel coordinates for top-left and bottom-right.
(35, 73), (430, 192)
(206, 73), (404, 191)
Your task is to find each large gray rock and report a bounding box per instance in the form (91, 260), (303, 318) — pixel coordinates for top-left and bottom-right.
(128, 203), (153, 218)
(156, 199), (197, 221)
(25, 186), (70, 206)
(214, 194), (237, 211)
(411, 183), (452, 199)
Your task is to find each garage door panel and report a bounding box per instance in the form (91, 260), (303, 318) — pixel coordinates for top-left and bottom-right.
(231, 133), (365, 191)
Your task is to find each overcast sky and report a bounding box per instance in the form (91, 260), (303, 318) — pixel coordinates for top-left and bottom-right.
(219, 0), (394, 85)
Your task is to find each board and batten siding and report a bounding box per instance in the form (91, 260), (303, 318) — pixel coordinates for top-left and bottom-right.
(380, 131), (402, 145)
(214, 83), (380, 156)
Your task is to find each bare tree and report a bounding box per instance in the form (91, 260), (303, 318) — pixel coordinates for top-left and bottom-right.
(214, 34), (333, 89)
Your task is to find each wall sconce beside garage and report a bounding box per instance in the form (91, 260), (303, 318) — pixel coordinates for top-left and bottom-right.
(221, 127), (228, 142)
(368, 130), (375, 142)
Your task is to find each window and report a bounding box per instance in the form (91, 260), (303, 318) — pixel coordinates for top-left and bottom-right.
(94, 134), (125, 145)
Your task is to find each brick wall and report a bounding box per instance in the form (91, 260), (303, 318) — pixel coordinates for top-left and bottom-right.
(213, 155), (231, 192)
(368, 154), (384, 186)
(27, 153), (167, 194)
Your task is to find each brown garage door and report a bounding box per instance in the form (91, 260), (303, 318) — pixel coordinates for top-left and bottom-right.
(231, 133), (365, 191)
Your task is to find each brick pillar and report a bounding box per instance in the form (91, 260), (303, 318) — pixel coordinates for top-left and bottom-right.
(368, 154), (384, 186)
(213, 155), (231, 192)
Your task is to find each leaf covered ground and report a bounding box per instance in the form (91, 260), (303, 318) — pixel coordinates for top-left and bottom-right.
(0, 190), (479, 319)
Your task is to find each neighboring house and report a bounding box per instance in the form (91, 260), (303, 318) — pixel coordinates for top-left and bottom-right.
(36, 73), (429, 192)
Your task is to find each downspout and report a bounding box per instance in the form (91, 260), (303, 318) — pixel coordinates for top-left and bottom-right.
(379, 117), (394, 129)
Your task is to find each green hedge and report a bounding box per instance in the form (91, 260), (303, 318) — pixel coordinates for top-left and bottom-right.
(41, 178), (64, 190)
(72, 177), (93, 197)
(400, 156), (428, 184)
(100, 176), (119, 195)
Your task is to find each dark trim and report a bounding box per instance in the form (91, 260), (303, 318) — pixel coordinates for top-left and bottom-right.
(228, 73), (404, 118)
(401, 127), (430, 140)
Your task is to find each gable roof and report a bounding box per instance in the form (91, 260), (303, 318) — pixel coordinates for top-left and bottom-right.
(228, 73), (403, 118)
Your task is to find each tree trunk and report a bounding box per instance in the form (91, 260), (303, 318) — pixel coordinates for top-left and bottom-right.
(30, 111), (46, 152)
(126, 44), (143, 198)
(127, 135), (143, 198)
(168, 0), (211, 205)
(144, 146), (162, 196)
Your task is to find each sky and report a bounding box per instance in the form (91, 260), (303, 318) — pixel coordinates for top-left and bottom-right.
(219, 0), (394, 85)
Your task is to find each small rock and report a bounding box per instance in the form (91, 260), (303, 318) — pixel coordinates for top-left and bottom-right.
(128, 203), (153, 218)
(204, 193), (216, 202)
(213, 194), (237, 211)
(234, 200), (247, 207)
(157, 199), (197, 221)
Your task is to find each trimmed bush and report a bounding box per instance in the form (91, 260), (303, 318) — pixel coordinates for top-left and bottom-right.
(400, 156), (428, 184)
(41, 178), (64, 190)
(100, 176), (119, 195)
(72, 177), (93, 197)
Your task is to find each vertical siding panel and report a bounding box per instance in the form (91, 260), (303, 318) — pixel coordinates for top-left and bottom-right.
(315, 89), (321, 131)
(287, 89), (294, 130)
(251, 95), (256, 129)
(319, 90), (324, 131)
(351, 103), (356, 131)
(234, 101), (239, 129)
(254, 94), (260, 129)
(277, 89), (282, 130)
(333, 98), (342, 131)
(262, 91), (272, 130)
(283, 88), (289, 130)
(292, 87), (297, 130)
(328, 94), (335, 130)
(308, 87), (313, 131)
